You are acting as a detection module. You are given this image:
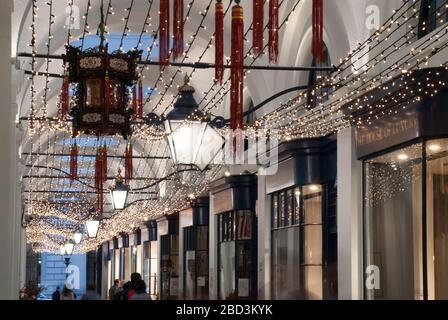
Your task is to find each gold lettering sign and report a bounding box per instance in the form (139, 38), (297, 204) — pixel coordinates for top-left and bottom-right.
(356, 114), (418, 147)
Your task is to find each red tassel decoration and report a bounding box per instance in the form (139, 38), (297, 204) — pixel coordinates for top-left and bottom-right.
(268, 0), (279, 63)
(215, 0), (224, 84)
(102, 145), (108, 183)
(173, 0), (184, 60)
(132, 83), (137, 117)
(95, 148), (104, 216)
(159, 0), (170, 68)
(105, 71), (110, 113)
(138, 79), (143, 118)
(69, 143), (78, 181)
(61, 77), (69, 117)
(312, 0), (324, 63)
(125, 144), (133, 185)
(252, 0), (264, 56)
(230, 2), (244, 136)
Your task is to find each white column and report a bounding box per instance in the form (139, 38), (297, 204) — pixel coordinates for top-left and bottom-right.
(178, 209), (193, 299)
(208, 192), (218, 299)
(337, 127), (363, 300)
(257, 175), (271, 300)
(0, 0), (22, 300)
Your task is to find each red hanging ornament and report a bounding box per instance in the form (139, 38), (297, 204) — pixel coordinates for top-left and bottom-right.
(105, 71), (110, 114)
(173, 0), (184, 60)
(230, 2), (244, 152)
(269, 0), (279, 63)
(160, 0), (170, 68)
(215, 0), (224, 84)
(125, 144), (133, 185)
(95, 147), (104, 216)
(61, 77), (69, 117)
(252, 0), (264, 56)
(102, 145), (108, 183)
(95, 148), (101, 190)
(312, 0), (324, 63)
(138, 79), (143, 118)
(132, 83), (137, 117)
(69, 143), (78, 181)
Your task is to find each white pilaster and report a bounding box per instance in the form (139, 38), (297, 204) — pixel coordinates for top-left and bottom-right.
(208, 192), (218, 299)
(257, 175), (271, 300)
(337, 127), (363, 300)
(0, 0), (21, 300)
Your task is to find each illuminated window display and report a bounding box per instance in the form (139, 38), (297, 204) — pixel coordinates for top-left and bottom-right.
(364, 139), (448, 300)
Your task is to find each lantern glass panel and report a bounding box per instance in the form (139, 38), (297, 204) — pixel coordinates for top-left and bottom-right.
(165, 120), (223, 170)
(110, 80), (123, 109)
(86, 78), (102, 107)
(111, 189), (128, 210)
(64, 242), (75, 256)
(73, 232), (83, 244)
(85, 219), (100, 238)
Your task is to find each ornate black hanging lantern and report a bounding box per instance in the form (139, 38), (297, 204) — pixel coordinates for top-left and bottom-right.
(63, 1), (142, 138)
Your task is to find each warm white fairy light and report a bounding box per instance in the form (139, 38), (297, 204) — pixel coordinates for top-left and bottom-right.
(23, 0), (448, 253)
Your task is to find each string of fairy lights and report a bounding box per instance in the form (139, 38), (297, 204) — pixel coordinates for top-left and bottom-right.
(21, 0), (448, 253)
(23, 0), (216, 248)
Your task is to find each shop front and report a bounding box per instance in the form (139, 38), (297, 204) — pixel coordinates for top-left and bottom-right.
(180, 197), (210, 300)
(266, 137), (338, 300)
(210, 174), (258, 300)
(158, 213), (180, 300)
(142, 220), (158, 298)
(349, 67), (448, 300)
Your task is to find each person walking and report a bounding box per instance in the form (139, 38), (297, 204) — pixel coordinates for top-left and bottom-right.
(108, 279), (122, 300)
(60, 286), (75, 300)
(129, 280), (151, 300)
(51, 286), (61, 300)
(122, 273), (142, 300)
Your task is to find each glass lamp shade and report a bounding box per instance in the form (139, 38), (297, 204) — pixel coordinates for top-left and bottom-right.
(85, 219), (100, 238)
(64, 241), (75, 256)
(59, 245), (66, 255)
(110, 180), (129, 210)
(73, 231), (83, 244)
(165, 119), (224, 170)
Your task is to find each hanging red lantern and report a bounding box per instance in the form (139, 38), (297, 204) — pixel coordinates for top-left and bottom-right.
(105, 71), (111, 114)
(215, 0), (224, 84)
(253, 0), (264, 56)
(69, 143), (78, 181)
(160, 0), (170, 68)
(125, 144), (133, 185)
(312, 0), (324, 63)
(230, 1), (244, 153)
(138, 79), (143, 118)
(269, 0), (279, 63)
(61, 77), (70, 117)
(173, 0), (184, 60)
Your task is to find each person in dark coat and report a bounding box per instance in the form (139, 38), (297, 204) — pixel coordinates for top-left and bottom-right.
(121, 273), (142, 300)
(51, 286), (61, 300)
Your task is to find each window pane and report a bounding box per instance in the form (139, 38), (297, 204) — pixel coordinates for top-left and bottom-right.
(272, 193), (279, 229)
(286, 189), (293, 226)
(303, 185), (322, 224)
(426, 139), (448, 300)
(272, 227), (301, 299)
(364, 143), (423, 300)
(219, 242), (236, 299)
(279, 192), (286, 227)
(294, 188), (301, 225)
